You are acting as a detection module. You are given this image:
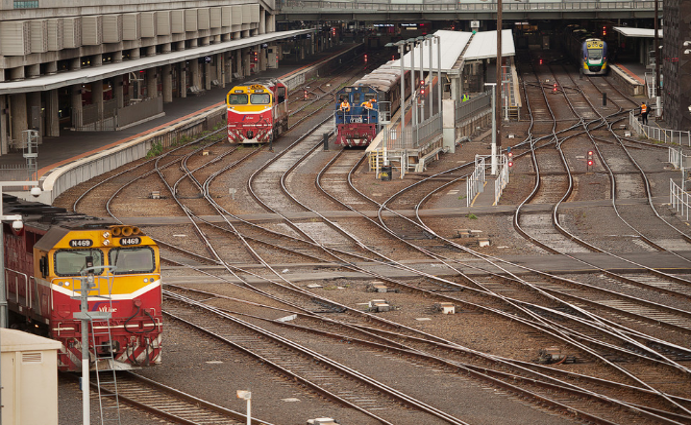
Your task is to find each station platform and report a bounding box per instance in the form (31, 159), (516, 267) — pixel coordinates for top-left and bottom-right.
(0, 44), (359, 180)
(610, 60), (649, 97)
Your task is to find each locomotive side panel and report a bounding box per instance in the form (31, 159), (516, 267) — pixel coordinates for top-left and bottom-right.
(2, 194), (163, 372)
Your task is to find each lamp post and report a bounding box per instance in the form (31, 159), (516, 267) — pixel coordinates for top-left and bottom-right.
(495, 0), (503, 175)
(417, 36), (426, 122)
(408, 38), (418, 133)
(484, 84), (498, 176)
(386, 40), (408, 164)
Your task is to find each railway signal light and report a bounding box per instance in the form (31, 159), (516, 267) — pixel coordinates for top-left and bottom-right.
(508, 161), (514, 168)
(332, 27), (336, 36)
(587, 150), (594, 171)
(539, 58), (543, 65)
(602, 26), (607, 36)
(420, 84), (425, 96)
(553, 83), (558, 93)
(364, 54), (368, 63)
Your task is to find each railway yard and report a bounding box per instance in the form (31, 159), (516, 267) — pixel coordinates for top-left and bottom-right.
(53, 50), (691, 425)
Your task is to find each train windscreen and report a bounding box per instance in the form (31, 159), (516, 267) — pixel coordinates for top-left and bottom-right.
(228, 93), (248, 104)
(250, 93), (271, 104)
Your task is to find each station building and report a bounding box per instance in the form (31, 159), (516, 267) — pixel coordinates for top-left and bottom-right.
(0, 0), (315, 156)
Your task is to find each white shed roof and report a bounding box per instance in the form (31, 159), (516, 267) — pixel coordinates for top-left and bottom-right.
(613, 27), (663, 38)
(391, 29), (516, 73)
(1, 328), (62, 352)
(392, 30), (472, 73)
(463, 29), (516, 61)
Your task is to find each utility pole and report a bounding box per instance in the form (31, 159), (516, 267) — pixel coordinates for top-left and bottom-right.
(494, 0), (503, 174)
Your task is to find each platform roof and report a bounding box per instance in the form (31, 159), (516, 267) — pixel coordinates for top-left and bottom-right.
(390, 29), (515, 74)
(391, 30), (471, 73)
(0, 29), (313, 96)
(463, 29), (516, 61)
(613, 27), (663, 38)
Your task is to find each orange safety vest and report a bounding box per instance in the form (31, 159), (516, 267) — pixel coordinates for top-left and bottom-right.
(641, 104), (648, 113)
(340, 101), (350, 111)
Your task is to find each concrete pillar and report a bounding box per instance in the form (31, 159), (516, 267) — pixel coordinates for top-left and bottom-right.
(260, 9), (266, 35)
(71, 58), (81, 70)
(26, 92), (41, 144)
(216, 54), (224, 88)
(259, 46), (267, 72)
(93, 80), (104, 128)
(72, 85), (83, 129)
(113, 51), (123, 63)
(0, 95), (8, 154)
(190, 60), (200, 91)
(113, 75), (124, 108)
(46, 61), (58, 74)
(236, 51), (243, 78)
(26, 64), (40, 78)
(10, 93), (28, 148)
(162, 65), (173, 103)
(147, 69), (158, 98)
(45, 89), (60, 137)
(180, 62), (188, 98)
(242, 49), (250, 77)
(10, 67), (25, 81)
(224, 53), (233, 86)
(204, 62), (212, 90)
(130, 48), (141, 60)
(94, 54), (103, 67)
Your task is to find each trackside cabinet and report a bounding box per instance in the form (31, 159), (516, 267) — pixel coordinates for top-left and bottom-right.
(1, 328), (61, 425)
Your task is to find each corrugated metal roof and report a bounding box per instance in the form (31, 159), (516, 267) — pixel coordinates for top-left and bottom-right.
(613, 27), (663, 39)
(463, 29), (515, 61)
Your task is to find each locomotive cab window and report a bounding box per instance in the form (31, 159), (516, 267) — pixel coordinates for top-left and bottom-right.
(228, 93), (248, 105)
(250, 93), (271, 105)
(109, 247), (156, 274)
(54, 249), (104, 276)
(277, 87), (286, 104)
(588, 49), (603, 60)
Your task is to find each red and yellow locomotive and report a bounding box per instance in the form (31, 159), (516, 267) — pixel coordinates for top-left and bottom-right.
(2, 194), (162, 372)
(226, 79), (289, 145)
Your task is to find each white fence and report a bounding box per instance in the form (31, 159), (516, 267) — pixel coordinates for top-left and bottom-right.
(668, 147), (691, 170)
(630, 111), (691, 146)
(494, 154), (510, 205)
(670, 179), (691, 221)
(466, 155), (486, 207)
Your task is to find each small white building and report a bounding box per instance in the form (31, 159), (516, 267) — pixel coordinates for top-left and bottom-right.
(1, 328), (61, 425)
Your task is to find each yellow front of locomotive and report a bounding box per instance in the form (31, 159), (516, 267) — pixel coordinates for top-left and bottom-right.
(44, 224), (163, 371)
(226, 84), (275, 144)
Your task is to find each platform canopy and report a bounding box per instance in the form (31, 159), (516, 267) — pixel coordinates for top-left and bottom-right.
(613, 27), (663, 38)
(0, 29), (314, 95)
(463, 29), (515, 61)
(390, 29), (515, 74)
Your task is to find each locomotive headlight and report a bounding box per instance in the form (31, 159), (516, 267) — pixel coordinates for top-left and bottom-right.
(103, 231), (111, 238)
(103, 240), (111, 246)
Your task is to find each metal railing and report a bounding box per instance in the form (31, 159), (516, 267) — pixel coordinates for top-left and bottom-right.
(494, 154), (509, 205)
(415, 113), (443, 148)
(281, 0), (658, 13)
(455, 91), (491, 125)
(670, 179), (691, 221)
(668, 147), (691, 169)
(629, 111), (691, 146)
(467, 155), (486, 207)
